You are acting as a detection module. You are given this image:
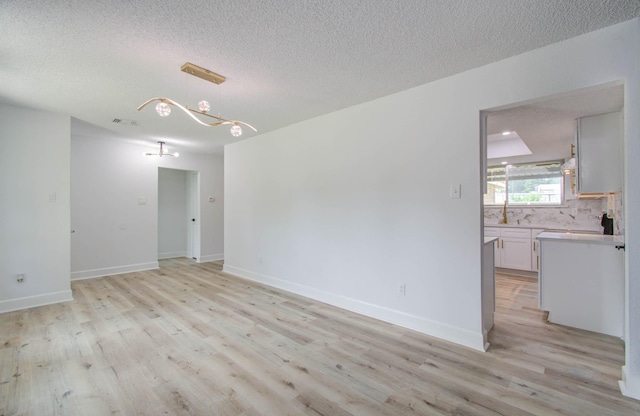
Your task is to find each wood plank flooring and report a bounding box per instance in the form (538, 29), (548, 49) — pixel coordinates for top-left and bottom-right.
(1, 261), (639, 415)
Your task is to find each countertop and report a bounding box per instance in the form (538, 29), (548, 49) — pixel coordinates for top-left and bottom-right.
(536, 231), (624, 246)
(484, 237), (498, 244)
(484, 223), (550, 229)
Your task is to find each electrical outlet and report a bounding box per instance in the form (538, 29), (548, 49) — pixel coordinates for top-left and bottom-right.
(398, 283), (406, 296)
(16, 273), (25, 283)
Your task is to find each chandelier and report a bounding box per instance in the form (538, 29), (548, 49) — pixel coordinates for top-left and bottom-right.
(144, 141), (179, 157)
(137, 62), (256, 137)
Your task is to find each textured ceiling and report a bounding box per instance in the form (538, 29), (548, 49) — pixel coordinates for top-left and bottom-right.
(487, 83), (624, 164)
(1, 0), (638, 154)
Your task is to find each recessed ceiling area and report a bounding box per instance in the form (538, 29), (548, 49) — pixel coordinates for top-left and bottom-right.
(487, 131), (532, 159)
(486, 83), (624, 165)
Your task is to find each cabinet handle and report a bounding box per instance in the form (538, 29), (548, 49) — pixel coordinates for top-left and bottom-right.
(501, 240), (504, 249)
(533, 241), (536, 251)
(537, 255), (539, 268)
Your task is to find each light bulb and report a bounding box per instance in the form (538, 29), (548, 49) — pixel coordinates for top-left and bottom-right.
(155, 102), (171, 117)
(230, 124), (242, 137)
(198, 100), (210, 112)
(174, 152), (179, 157)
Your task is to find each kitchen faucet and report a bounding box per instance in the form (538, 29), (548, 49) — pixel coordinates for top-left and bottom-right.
(500, 200), (507, 224)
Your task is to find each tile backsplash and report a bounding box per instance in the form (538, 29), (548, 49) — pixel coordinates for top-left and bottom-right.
(484, 193), (623, 235)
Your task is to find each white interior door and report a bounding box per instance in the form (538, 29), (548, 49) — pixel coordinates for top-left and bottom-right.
(186, 171), (201, 261)
(158, 168), (189, 259)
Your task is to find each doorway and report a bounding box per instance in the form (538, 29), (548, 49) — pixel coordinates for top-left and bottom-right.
(480, 82), (625, 341)
(158, 168), (200, 261)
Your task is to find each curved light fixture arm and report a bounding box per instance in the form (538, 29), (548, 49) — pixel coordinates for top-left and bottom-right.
(137, 97), (257, 132)
(186, 106), (258, 132)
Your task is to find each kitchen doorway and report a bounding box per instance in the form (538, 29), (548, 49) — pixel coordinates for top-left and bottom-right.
(480, 81), (625, 344)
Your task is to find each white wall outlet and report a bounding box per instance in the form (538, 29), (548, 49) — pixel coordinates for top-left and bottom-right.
(398, 283), (406, 295)
(16, 273), (25, 283)
(48, 192), (56, 202)
(450, 184), (461, 199)
(138, 197), (147, 205)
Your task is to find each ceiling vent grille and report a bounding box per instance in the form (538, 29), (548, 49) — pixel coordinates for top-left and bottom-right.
(112, 118), (139, 126)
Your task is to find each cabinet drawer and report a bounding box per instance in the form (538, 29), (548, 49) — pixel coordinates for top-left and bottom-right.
(484, 228), (501, 238)
(500, 228), (531, 239)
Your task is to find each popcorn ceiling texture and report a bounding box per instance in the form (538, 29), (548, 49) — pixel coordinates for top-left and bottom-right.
(484, 194), (624, 235)
(0, 1), (639, 153)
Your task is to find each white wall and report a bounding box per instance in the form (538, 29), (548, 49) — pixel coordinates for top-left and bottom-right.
(71, 120), (224, 279)
(158, 168), (189, 259)
(0, 104), (72, 312)
(224, 19), (640, 398)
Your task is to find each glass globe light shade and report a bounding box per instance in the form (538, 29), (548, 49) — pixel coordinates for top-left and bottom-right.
(230, 124), (242, 137)
(198, 100), (211, 112)
(155, 102), (171, 117)
(173, 152), (179, 158)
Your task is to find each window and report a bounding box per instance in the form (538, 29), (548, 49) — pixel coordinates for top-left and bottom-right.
(484, 161), (563, 206)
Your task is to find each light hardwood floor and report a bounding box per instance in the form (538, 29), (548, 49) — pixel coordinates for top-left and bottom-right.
(1, 260), (639, 415)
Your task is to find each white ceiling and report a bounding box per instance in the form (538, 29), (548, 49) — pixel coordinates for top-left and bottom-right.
(1, 1), (638, 155)
(487, 82), (624, 165)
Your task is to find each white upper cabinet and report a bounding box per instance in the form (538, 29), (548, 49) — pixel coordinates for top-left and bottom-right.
(576, 111), (622, 193)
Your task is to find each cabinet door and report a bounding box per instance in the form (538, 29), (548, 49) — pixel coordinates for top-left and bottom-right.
(485, 228), (501, 267)
(577, 112), (622, 193)
(530, 229), (545, 272)
(500, 237), (532, 271)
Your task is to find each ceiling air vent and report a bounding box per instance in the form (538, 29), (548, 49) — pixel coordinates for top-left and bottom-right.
(112, 118), (139, 127)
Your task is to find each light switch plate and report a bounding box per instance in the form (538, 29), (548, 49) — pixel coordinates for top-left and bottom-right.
(450, 184), (461, 199)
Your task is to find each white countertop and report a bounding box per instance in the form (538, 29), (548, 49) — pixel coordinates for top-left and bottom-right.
(484, 223), (550, 229)
(536, 231), (624, 246)
(484, 237), (498, 244)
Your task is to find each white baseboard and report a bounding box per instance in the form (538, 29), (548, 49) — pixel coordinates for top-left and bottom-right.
(71, 262), (159, 281)
(620, 366), (640, 400)
(158, 251), (187, 259)
(0, 290), (73, 314)
(199, 253), (224, 263)
(222, 264), (485, 352)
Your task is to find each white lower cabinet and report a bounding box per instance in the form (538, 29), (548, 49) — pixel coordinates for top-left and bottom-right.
(538, 237), (623, 337)
(530, 228), (546, 272)
(485, 227), (534, 272)
(500, 237), (532, 270)
(484, 227), (502, 267)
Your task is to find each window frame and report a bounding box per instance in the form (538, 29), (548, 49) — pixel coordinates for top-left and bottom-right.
(484, 160), (565, 207)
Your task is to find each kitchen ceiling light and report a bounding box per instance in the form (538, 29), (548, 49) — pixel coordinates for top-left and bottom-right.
(144, 141), (179, 158)
(138, 63), (256, 137)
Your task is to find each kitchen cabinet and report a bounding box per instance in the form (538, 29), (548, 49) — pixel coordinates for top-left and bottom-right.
(530, 228), (546, 272)
(484, 227), (502, 267)
(482, 237), (497, 350)
(500, 237), (532, 270)
(537, 232), (624, 337)
(576, 111), (622, 194)
(485, 227), (533, 272)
